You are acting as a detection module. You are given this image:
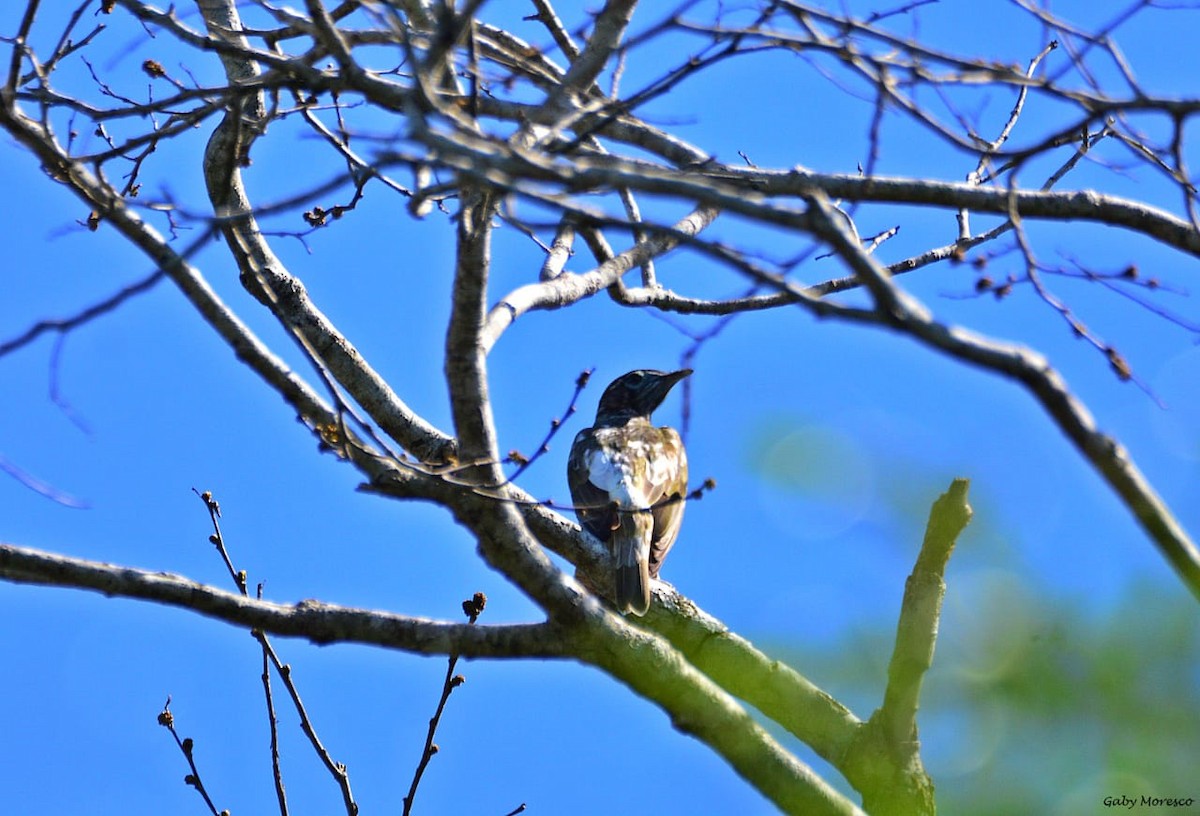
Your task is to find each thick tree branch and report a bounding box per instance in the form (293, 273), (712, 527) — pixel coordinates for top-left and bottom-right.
(514, 498), (867, 775)
(409, 126), (1200, 260)
(768, 167), (1200, 258)
(194, 0), (456, 464)
(842, 479), (973, 816)
(648, 589), (864, 764)
(440, 179), (610, 621)
(387, 468), (867, 814)
(445, 185), (502, 465)
(572, 621), (865, 816)
(880, 479), (971, 748)
(0, 543), (564, 657)
(367, 454), (865, 814)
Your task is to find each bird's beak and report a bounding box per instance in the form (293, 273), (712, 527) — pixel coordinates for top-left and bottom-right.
(645, 368), (692, 409)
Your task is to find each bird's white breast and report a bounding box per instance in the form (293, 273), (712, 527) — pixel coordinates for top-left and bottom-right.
(583, 429), (674, 509)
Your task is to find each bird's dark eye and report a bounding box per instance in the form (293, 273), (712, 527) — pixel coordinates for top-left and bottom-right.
(628, 371), (645, 384)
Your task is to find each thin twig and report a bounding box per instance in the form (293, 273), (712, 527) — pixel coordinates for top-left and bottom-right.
(257, 582), (289, 816)
(0, 269), (166, 358)
(500, 368), (594, 486)
(402, 592), (488, 816)
(157, 698), (224, 816)
(192, 489), (359, 816)
(958, 39), (1059, 239)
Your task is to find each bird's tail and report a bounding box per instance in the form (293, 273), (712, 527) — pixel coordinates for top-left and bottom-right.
(613, 509), (653, 616)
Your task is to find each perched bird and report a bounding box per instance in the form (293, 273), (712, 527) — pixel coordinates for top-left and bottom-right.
(567, 369), (691, 615)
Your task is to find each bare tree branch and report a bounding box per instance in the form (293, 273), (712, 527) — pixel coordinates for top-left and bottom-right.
(484, 204), (720, 351)
(0, 542), (565, 657)
(194, 0), (457, 464)
(804, 193), (1200, 601)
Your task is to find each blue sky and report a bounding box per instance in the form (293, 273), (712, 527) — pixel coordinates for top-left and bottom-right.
(2, 1), (1199, 813)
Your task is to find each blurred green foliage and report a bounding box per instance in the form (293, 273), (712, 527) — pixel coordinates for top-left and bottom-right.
(770, 579), (1199, 814)
(749, 417), (1199, 813)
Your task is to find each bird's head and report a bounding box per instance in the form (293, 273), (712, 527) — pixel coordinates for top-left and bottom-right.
(594, 368), (692, 424)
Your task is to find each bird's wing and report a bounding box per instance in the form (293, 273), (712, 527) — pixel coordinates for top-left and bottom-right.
(567, 427), (617, 542)
(647, 427), (688, 579)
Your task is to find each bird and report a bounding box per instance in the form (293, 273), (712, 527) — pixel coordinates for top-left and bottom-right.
(567, 369), (691, 615)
